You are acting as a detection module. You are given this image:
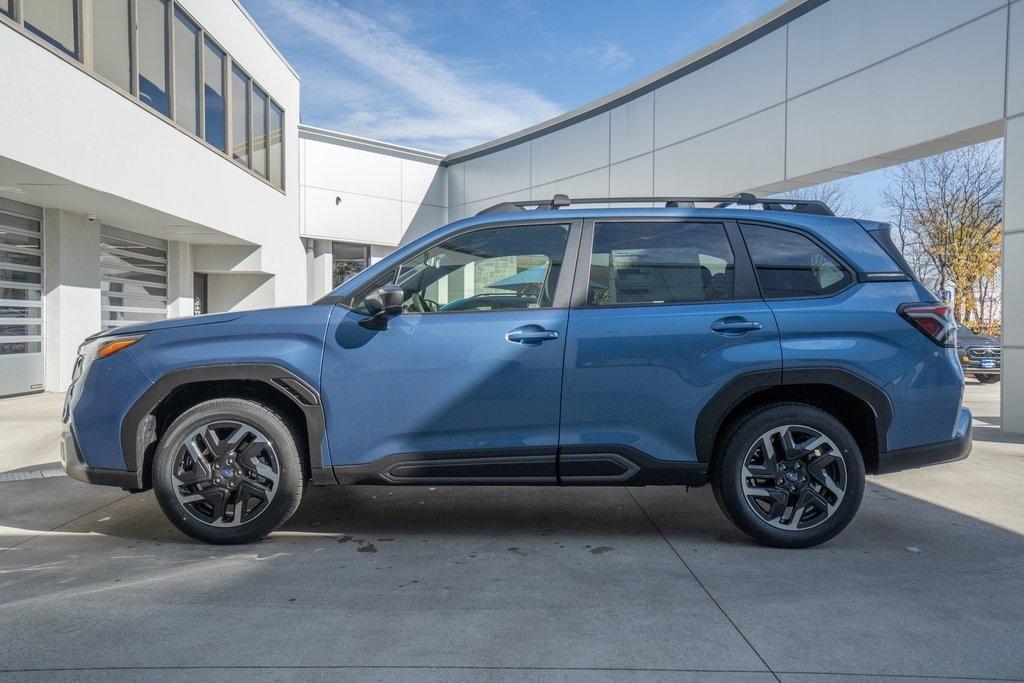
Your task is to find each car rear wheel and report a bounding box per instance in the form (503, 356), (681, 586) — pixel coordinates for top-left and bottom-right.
(712, 403), (865, 548)
(975, 375), (1000, 384)
(152, 398), (305, 544)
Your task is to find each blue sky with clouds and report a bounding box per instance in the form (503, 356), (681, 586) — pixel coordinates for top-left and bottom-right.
(240, 0), (892, 216)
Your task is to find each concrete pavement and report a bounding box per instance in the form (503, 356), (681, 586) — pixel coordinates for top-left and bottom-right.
(0, 382), (1021, 681)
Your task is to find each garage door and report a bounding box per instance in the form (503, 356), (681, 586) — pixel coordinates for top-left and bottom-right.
(0, 203), (44, 397)
(100, 226), (168, 330)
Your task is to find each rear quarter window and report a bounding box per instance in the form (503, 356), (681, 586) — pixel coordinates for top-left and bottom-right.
(741, 224), (852, 299)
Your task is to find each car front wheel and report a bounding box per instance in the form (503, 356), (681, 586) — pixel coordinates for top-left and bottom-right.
(152, 398), (305, 544)
(712, 403), (865, 548)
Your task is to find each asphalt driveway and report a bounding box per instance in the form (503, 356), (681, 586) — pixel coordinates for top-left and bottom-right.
(0, 382), (1021, 681)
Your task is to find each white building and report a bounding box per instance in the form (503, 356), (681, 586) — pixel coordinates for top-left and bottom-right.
(1, 0), (1022, 433)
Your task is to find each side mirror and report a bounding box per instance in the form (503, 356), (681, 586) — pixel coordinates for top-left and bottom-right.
(362, 284), (404, 325)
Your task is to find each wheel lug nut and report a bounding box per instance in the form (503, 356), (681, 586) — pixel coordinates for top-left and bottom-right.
(214, 477), (222, 484)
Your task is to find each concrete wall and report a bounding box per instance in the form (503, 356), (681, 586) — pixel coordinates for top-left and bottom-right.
(1004, 1), (1024, 433)
(0, 0), (304, 302)
(298, 125), (447, 298)
(447, 0), (1009, 218)
(42, 210), (100, 391)
(299, 127), (447, 247)
(0, 0), (304, 391)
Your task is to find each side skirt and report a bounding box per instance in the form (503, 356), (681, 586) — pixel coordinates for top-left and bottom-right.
(328, 446), (707, 487)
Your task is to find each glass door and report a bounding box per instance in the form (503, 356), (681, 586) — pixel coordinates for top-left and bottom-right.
(0, 208), (44, 396)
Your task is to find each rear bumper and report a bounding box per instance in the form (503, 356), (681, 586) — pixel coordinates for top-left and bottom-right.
(875, 407), (972, 475)
(61, 428), (142, 491)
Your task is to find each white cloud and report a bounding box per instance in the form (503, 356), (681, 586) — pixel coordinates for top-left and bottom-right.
(570, 42), (634, 72)
(259, 0), (562, 152)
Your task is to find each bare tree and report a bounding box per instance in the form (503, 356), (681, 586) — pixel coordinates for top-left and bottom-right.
(780, 179), (865, 217)
(881, 141), (1003, 330)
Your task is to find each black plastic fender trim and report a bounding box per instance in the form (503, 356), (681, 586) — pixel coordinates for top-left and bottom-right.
(121, 363), (327, 489)
(694, 367), (893, 463)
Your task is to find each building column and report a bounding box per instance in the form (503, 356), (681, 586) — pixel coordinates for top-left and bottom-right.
(310, 238), (333, 299)
(304, 239), (315, 303)
(166, 241), (194, 318)
(42, 210), (100, 392)
(1003, 115), (1024, 434)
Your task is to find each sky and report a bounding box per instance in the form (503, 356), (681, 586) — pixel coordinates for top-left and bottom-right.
(240, 0), (892, 217)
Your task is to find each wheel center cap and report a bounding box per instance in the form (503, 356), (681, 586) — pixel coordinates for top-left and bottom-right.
(784, 471), (800, 483)
(220, 466), (235, 479)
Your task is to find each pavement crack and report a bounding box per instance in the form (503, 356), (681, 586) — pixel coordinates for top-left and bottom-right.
(624, 487), (781, 683)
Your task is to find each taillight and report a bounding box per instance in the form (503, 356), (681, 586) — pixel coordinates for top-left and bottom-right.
(899, 303), (955, 347)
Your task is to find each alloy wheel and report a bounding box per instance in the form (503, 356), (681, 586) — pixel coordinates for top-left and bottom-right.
(740, 424), (847, 531)
(172, 420), (281, 528)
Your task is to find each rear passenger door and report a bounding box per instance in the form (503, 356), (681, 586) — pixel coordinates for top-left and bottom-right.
(558, 219), (781, 476)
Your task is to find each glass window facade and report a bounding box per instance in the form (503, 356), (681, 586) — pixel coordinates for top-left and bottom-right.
(137, 0), (169, 116)
(92, 0), (131, 91)
(203, 38), (226, 152)
(172, 8), (200, 134)
(269, 103), (284, 189)
(230, 65), (250, 166)
(252, 85), (268, 178)
(6, 0), (285, 190)
(332, 242), (369, 287)
(23, 0), (77, 57)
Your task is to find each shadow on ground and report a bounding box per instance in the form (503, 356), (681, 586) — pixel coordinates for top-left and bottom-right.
(1, 472), (1022, 680)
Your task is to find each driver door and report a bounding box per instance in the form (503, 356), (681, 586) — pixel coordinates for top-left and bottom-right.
(321, 221), (580, 483)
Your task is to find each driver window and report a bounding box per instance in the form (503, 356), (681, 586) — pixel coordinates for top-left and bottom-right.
(393, 223), (570, 313)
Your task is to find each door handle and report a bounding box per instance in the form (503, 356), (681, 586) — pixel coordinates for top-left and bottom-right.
(506, 325), (560, 343)
(711, 319), (762, 334)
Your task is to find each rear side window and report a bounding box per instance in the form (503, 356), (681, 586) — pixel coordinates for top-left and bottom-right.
(742, 224), (852, 299)
(588, 222), (735, 306)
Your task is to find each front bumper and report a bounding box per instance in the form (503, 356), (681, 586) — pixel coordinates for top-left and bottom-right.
(61, 427), (142, 491)
(959, 355), (1001, 375)
(875, 407), (972, 475)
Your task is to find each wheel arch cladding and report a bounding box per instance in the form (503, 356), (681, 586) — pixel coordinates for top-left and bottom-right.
(696, 369), (891, 474)
(121, 364), (326, 490)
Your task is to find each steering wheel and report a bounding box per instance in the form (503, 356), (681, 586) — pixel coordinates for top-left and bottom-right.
(416, 293), (440, 312)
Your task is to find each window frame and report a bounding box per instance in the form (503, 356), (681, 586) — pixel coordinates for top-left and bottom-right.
(21, 0), (79, 59)
(336, 218), (584, 316)
(229, 61), (252, 168)
(170, 4), (200, 135)
(738, 220), (856, 301)
(0, 0), (286, 194)
(570, 217), (760, 310)
(331, 241), (370, 288)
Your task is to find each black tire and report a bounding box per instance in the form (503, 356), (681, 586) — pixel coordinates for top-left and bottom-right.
(712, 402), (865, 549)
(975, 375), (1000, 384)
(152, 398), (305, 544)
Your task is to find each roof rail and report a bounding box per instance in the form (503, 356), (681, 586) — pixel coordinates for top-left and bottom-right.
(475, 193), (835, 217)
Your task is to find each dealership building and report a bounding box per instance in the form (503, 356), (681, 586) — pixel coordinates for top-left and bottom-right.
(1, 0), (1023, 432)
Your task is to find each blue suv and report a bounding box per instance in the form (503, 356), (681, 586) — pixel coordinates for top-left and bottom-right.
(61, 194), (972, 547)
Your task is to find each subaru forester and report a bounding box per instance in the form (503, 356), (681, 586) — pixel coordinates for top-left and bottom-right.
(61, 194), (972, 547)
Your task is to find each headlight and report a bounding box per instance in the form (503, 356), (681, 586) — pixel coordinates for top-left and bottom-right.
(78, 334), (145, 363)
